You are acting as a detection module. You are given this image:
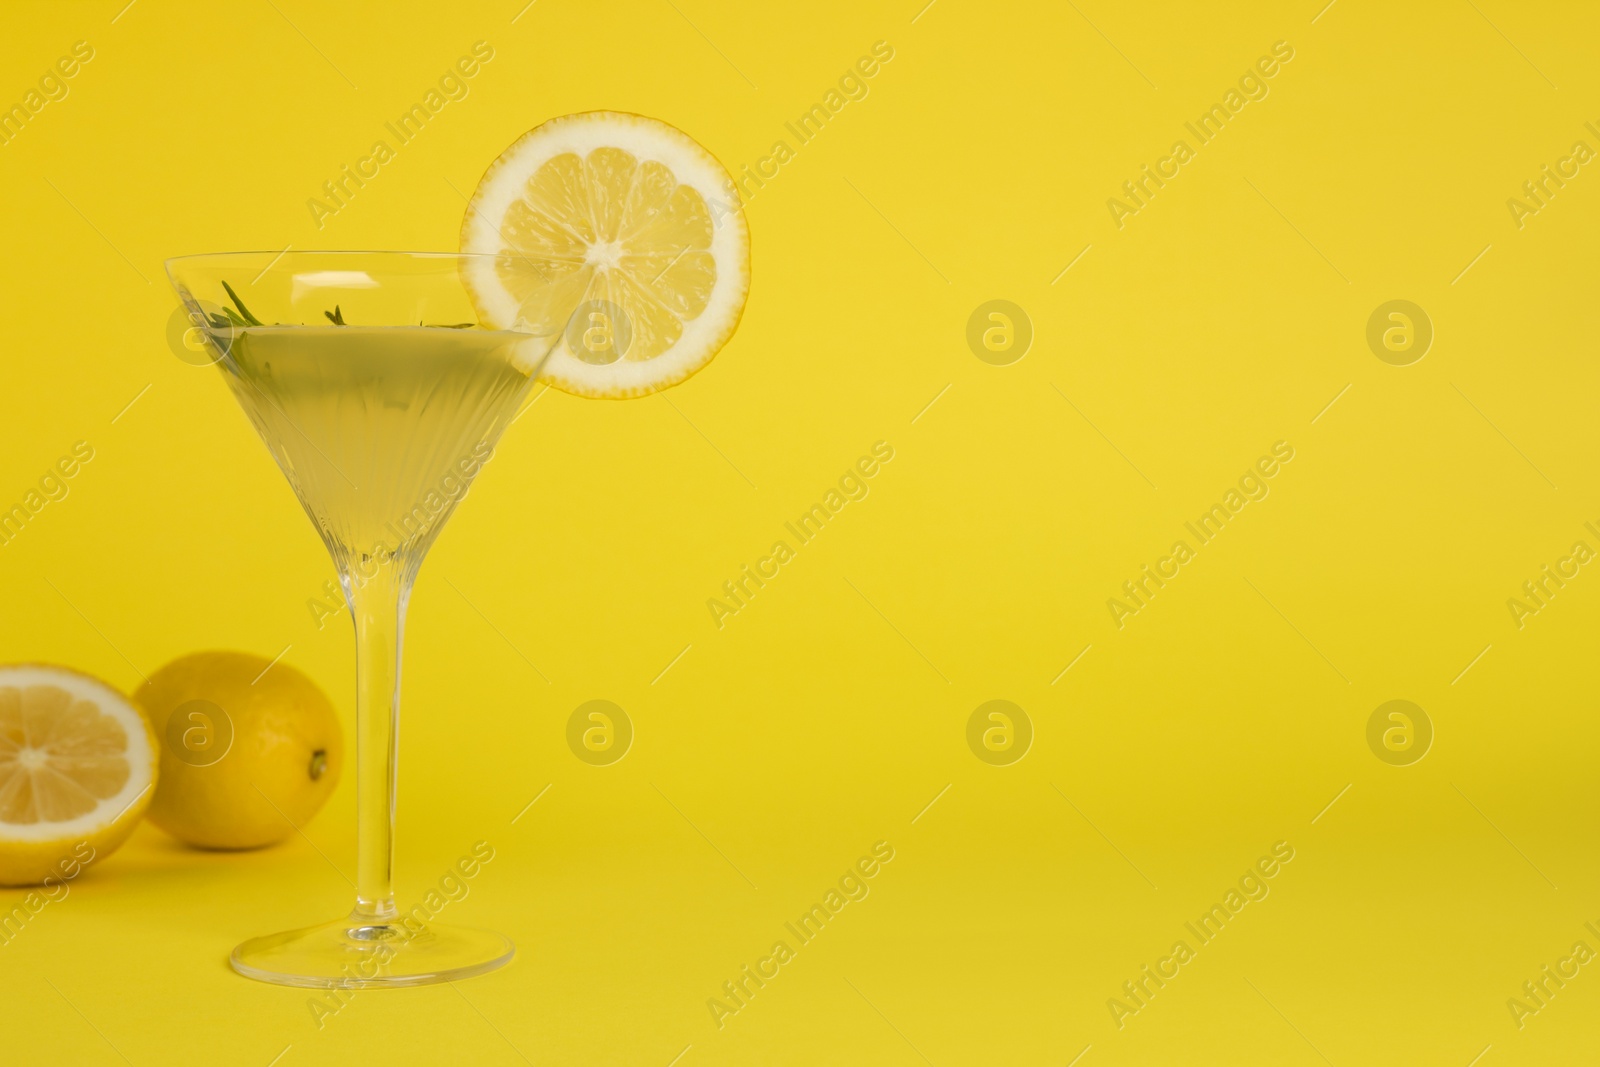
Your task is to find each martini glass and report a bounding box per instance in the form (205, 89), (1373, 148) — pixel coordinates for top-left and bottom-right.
(166, 251), (563, 988)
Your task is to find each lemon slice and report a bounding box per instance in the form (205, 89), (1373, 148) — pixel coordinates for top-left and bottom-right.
(0, 665), (156, 886)
(460, 111), (750, 398)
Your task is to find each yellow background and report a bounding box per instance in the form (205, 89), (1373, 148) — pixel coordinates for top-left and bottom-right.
(2, 0), (1598, 1063)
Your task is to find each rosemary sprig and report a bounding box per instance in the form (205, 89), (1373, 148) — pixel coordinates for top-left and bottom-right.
(219, 280), (263, 326)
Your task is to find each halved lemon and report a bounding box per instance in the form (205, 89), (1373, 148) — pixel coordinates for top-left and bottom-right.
(460, 111), (750, 398)
(0, 665), (157, 886)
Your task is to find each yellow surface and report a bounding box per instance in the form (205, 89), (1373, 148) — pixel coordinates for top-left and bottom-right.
(1, 1), (1597, 1064)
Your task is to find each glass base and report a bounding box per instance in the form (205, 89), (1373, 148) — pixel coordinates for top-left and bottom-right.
(230, 914), (515, 988)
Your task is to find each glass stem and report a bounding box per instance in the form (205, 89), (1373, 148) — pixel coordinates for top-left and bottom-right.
(344, 559), (411, 925)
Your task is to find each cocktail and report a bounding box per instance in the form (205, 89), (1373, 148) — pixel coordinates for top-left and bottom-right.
(166, 113), (748, 987)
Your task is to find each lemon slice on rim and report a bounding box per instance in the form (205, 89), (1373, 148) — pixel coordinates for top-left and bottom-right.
(0, 665), (156, 886)
(460, 111), (750, 398)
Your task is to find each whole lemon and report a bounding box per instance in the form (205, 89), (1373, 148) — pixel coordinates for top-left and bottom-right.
(133, 651), (342, 850)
